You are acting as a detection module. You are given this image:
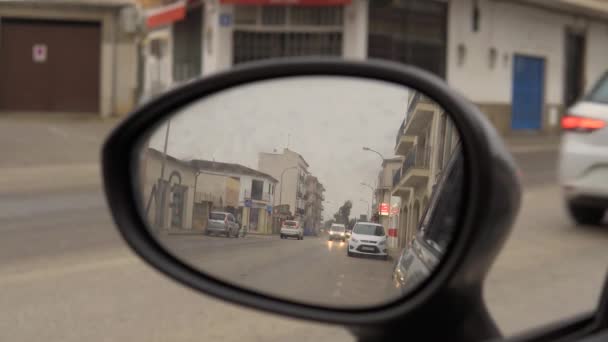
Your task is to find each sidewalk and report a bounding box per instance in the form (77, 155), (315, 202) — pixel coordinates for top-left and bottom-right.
(504, 133), (561, 154)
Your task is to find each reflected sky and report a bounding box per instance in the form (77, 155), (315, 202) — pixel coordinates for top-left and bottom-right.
(148, 76), (410, 218)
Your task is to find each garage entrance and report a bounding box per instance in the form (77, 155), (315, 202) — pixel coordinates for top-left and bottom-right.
(0, 19), (101, 113)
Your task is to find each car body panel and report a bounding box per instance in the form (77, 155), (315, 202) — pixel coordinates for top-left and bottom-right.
(281, 220), (303, 238)
(559, 80), (608, 205)
(329, 224), (347, 241)
(207, 212), (239, 236)
(348, 222), (388, 257)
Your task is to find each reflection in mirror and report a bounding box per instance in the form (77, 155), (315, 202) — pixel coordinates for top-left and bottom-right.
(135, 77), (463, 308)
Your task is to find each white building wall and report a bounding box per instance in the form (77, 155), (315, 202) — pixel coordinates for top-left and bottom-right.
(447, 0), (563, 104)
(448, 0), (608, 105)
(202, 0), (233, 75)
(342, 0), (368, 59)
(143, 26), (174, 99)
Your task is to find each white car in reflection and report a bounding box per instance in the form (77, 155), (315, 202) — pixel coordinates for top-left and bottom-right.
(347, 222), (388, 260)
(280, 220), (304, 240)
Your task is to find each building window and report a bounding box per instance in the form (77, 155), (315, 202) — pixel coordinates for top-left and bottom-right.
(368, 0), (447, 78)
(290, 6), (343, 26)
(262, 6), (287, 25)
(233, 5), (343, 65)
(251, 179), (264, 200)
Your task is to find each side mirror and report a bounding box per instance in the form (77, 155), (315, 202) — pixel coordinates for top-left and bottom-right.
(102, 59), (520, 341)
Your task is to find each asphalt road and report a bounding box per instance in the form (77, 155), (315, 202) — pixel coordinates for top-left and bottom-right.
(2, 147), (608, 341)
(158, 233), (400, 308)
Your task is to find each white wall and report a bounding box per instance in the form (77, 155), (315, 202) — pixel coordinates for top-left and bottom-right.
(342, 0), (368, 59)
(143, 26), (174, 99)
(238, 175), (275, 204)
(447, 0), (608, 106)
(448, 0), (561, 104)
(202, 0), (233, 75)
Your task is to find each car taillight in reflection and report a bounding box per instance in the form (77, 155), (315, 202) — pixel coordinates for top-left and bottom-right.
(561, 115), (606, 132)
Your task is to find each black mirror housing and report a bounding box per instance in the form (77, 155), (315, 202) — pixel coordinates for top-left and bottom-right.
(101, 58), (521, 341)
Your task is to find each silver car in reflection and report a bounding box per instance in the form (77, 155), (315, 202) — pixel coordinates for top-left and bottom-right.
(206, 212), (240, 238)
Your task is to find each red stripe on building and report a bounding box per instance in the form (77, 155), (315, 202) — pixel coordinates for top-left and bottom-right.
(146, 1), (187, 29)
(220, 0), (351, 5)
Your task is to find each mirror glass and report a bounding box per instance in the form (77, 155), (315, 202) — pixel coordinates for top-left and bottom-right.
(135, 76), (464, 308)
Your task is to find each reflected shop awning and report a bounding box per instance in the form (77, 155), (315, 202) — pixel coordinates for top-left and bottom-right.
(145, 0), (189, 29)
(220, 0), (351, 5)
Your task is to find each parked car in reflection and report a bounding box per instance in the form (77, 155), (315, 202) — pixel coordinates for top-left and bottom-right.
(393, 146), (464, 293)
(206, 211), (240, 238)
(347, 222), (388, 260)
(280, 220), (304, 240)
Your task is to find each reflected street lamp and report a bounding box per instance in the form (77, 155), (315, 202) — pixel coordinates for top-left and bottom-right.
(362, 146), (385, 162)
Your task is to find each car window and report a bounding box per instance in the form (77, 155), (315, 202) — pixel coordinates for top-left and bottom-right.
(283, 221), (298, 227)
(353, 224), (385, 236)
(586, 72), (608, 104)
(210, 213), (226, 221)
(420, 147), (464, 252)
(331, 226), (345, 232)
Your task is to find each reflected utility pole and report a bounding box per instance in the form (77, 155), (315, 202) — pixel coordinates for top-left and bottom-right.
(155, 119), (171, 230)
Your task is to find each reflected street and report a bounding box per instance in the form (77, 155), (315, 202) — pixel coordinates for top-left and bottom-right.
(159, 233), (399, 307)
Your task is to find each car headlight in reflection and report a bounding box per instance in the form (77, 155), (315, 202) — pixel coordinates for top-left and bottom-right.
(351, 238), (358, 243)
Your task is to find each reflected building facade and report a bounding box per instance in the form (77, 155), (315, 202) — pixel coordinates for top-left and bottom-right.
(389, 93), (460, 249)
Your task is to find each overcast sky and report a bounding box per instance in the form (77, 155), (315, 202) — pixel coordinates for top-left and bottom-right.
(148, 76), (411, 219)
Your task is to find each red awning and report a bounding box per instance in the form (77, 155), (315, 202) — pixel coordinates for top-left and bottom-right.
(220, 0), (351, 5)
(145, 0), (187, 29)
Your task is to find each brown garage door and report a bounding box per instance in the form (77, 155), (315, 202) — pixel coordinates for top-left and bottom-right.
(0, 19), (101, 113)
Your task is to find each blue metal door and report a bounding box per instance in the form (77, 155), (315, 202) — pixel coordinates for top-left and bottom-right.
(512, 55), (545, 130)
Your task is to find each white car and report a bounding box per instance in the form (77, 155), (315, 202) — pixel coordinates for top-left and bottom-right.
(559, 72), (608, 225)
(328, 223), (347, 241)
(347, 222), (388, 260)
(280, 220), (303, 240)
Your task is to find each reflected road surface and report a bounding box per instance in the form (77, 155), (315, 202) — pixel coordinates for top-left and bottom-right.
(159, 234), (398, 308)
